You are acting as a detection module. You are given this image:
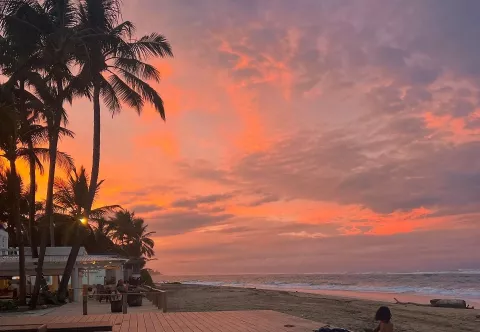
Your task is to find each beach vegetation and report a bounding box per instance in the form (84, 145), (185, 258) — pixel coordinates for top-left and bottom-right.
(0, 0), (171, 309)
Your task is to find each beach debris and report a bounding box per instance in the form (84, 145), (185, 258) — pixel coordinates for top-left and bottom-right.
(394, 297), (474, 309)
(430, 299), (471, 308)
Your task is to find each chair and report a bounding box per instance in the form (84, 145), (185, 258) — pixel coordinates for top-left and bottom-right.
(96, 284), (109, 303)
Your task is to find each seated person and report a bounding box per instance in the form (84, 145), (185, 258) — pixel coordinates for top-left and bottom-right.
(374, 306), (393, 332)
(116, 279), (127, 293)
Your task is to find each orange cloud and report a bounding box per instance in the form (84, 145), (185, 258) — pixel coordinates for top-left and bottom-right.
(424, 111), (480, 143)
(134, 130), (180, 159)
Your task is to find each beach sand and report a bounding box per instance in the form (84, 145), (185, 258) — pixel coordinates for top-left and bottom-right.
(159, 283), (480, 332)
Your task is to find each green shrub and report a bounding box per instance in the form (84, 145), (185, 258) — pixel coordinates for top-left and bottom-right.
(0, 300), (18, 311)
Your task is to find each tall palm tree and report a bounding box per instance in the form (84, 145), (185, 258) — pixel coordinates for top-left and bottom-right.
(1, 0), (83, 308)
(75, 0), (172, 212)
(0, 93), (27, 305)
(20, 110), (72, 258)
(0, 86), (73, 305)
(55, 166), (120, 301)
(0, 51), (75, 256)
(56, 0), (172, 300)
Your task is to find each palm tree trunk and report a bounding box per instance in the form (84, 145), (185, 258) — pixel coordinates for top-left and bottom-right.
(57, 84), (101, 301)
(28, 141), (38, 258)
(9, 159), (26, 305)
(30, 124), (60, 309)
(89, 84), (101, 210)
(56, 226), (82, 302)
(16, 79), (39, 258)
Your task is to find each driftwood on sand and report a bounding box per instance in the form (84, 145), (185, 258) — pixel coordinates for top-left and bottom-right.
(394, 298), (474, 309)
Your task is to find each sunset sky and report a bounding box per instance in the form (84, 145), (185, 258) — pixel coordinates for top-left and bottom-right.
(32, 0), (480, 274)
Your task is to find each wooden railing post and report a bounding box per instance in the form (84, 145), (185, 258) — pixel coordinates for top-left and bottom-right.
(122, 293), (128, 314)
(154, 292), (159, 307)
(161, 292), (167, 313)
(82, 294), (88, 315)
(156, 292), (161, 310)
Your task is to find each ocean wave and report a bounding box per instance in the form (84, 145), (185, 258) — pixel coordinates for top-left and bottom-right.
(181, 280), (480, 299)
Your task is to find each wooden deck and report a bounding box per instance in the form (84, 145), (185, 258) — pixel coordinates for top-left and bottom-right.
(1, 310), (321, 331)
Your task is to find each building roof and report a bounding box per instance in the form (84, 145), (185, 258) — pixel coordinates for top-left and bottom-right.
(0, 254), (126, 264)
(0, 247), (128, 272)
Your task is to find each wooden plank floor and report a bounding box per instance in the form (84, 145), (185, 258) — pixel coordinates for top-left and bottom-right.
(1, 310), (321, 332)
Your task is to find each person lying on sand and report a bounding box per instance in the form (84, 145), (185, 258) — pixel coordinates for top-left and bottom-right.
(374, 306), (393, 332)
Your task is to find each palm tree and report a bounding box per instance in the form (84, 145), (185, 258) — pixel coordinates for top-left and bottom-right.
(109, 210), (155, 258)
(56, 0), (172, 300)
(108, 211), (155, 277)
(1, 0), (83, 308)
(20, 111), (75, 258)
(0, 168), (40, 246)
(82, 218), (118, 255)
(0, 86), (73, 305)
(54, 166), (120, 301)
(75, 0), (172, 212)
(0, 169), (22, 241)
(0, 93), (27, 305)
(128, 217), (155, 259)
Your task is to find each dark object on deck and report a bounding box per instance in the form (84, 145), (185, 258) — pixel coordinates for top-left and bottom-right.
(0, 325), (47, 332)
(83, 295), (87, 315)
(127, 293), (143, 306)
(46, 322), (113, 331)
(110, 299), (123, 312)
(314, 327), (352, 332)
(0, 322), (112, 332)
(96, 285), (110, 303)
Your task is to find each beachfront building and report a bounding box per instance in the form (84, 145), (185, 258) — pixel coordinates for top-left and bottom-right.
(0, 246), (127, 301)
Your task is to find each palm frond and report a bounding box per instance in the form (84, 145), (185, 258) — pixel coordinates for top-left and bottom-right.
(22, 147), (75, 173)
(78, 0), (121, 32)
(107, 72), (143, 114)
(127, 33), (173, 59)
(112, 57), (160, 82)
(99, 75), (120, 113)
(117, 69), (165, 119)
(58, 127), (75, 139)
(89, 204), (121, 220)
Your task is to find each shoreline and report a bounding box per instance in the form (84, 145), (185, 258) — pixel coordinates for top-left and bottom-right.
(158, 283), (480, 332)
(156, 280), (480, 308)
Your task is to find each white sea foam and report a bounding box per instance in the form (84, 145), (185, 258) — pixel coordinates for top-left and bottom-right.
(156, 272), (480, 300)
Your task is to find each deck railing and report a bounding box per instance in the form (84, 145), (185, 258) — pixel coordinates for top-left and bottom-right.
(80, 288), (167, 315)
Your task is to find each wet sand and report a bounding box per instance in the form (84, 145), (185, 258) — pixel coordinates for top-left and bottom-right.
(159, 283), (480, 332)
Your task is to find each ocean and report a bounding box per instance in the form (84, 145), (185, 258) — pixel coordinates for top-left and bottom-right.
(154, 271), (480, 306)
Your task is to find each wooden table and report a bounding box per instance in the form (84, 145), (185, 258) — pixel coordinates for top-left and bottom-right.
(1, 310), (322, 332)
